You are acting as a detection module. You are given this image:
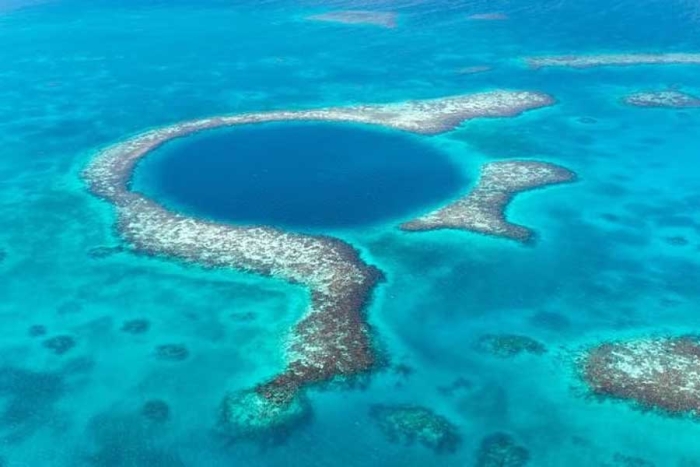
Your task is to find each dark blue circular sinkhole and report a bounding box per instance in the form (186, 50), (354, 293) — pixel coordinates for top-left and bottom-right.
(133, 122), (465, 230)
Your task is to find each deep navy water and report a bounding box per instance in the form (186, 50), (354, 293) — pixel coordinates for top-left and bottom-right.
(2, 0), (700, 466)
(133, 123), (464, 230)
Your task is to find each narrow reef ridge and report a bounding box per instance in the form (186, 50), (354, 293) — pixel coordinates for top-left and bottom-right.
(624, 90), (700, 108)
(400, 160), (576, 242)
(467, 13), (508, 20)
(581, 337), (700, 416)
(369, 404), (461, 454)
(307, 10), (397, 28)
(526, 53), (700, 69)
(456, 65), (493, 75)
(83, 91), (553, 435)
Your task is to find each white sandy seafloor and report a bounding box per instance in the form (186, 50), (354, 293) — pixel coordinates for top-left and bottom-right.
(1, 1), (700, 466)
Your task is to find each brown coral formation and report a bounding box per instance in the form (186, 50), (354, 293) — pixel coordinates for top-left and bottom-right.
(526, 53), (700, 69)
(624, 90), (700, 108)
(83, 91), (553, 432)
(307, 10), (398, 28)
(582, 337), (700, 416)
(400, 160), (576, 242)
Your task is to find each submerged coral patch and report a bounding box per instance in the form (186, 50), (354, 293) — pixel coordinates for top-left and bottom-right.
(400, 160), (576, 242)
(663, 235), (689, 246)
(477, 334), (547, 358)
(611, 453), (655, 467)
(121, 319), (150, 335)
(219, 387), (311, 441)
(476, 433), (530, 467)
(370, 404), (461, 454)
(87, 245), (125, 259)
(28, 325), (47, 338)
(154, 344), (189, 362)
(581, 337), (700, 416)
(83, 92), (553, 432)
(141, 400), (170, 423)
(42, 335), (76, 355)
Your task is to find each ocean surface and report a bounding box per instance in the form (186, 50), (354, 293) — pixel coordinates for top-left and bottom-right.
(1, 0), (700, 466)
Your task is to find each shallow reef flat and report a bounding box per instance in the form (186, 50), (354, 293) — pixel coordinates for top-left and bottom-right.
(581, 337), (700, 416)
(400, 160), (576, 242)
(219, 387), (311, 440)
(83, 91), (553, 435)
(624, 90), (700, 108)
(306, 10), (397, 28)
(526, 53), (700, 69)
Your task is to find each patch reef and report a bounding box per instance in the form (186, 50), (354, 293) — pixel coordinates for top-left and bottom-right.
(582, 337), (700, 416)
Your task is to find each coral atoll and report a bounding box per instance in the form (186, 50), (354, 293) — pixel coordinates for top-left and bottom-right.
(527, 53), (700, 69)
(624, 90), (700, 108)
(369, 404), (461, 454)
(476, 432), (530, 466)
(307, 10), (397, 28)
(477, 334), (547, 358)
(83, 91), (553, 432)
(581, 336), (700, 416)
(400, 160), (576, 242)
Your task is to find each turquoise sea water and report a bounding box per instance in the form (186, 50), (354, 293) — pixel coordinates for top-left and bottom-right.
(2, 0), (700, 466)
